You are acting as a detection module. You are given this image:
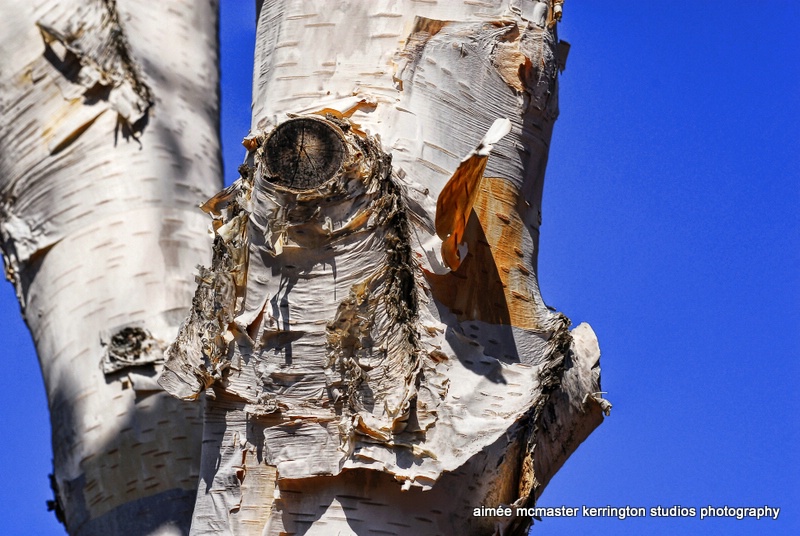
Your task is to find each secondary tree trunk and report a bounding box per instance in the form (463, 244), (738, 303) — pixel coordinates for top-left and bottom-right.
(160, 1), (609, 535)
(0, 0), (221, 534)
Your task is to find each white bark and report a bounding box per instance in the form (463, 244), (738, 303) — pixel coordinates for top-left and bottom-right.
(0, 0), (221, 534)
(161, 1), (609, 534)
(1, 1), (606, 533)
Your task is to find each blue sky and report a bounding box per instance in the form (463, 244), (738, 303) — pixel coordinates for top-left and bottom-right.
(1, 1), (797, 535)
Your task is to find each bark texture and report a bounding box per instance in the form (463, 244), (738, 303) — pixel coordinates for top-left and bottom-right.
(0, 0), (221, 534)
(162, 1), (609, 535)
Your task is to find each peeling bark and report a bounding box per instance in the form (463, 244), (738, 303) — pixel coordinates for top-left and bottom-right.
(36, 0), (154, 133)
(161, 1), (609, 534)
(1, 0), (606, 534)
(0, 0), (221, 534)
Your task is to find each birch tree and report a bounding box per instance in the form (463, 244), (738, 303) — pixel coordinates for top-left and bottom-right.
(0, 0), (220, 534)
(1, 1), (608, 535)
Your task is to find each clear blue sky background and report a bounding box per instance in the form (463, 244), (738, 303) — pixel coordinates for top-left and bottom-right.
(0, 1), (797, 535)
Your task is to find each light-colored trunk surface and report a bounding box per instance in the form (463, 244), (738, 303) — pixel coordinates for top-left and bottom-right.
(0, 0), (221, 534)
(161, 1), (609, 535)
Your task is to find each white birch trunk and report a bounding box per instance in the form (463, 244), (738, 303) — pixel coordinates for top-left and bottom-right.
(0, 0), (221, 534)
(160, 1), (609, 534)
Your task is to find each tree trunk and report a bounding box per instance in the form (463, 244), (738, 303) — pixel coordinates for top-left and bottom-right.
(2, 1), (608, 534)
(0, 0), (221, 534)
(160, 1), (609, 535)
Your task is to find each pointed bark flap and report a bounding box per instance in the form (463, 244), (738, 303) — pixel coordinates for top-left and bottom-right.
(37, 0), (153, 130)
(435, 118), (511, 270)
(427, 176), (542, 329)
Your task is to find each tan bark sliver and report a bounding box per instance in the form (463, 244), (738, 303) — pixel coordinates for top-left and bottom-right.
(428, 176), (543, 330)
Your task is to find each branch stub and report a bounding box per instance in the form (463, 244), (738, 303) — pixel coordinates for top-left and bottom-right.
(263, 117), (346, 190)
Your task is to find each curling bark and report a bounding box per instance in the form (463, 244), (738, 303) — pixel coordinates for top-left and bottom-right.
(0, 0), (221, 534)
(1, 1), (608, 535)
(161, 1), (609, 535)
